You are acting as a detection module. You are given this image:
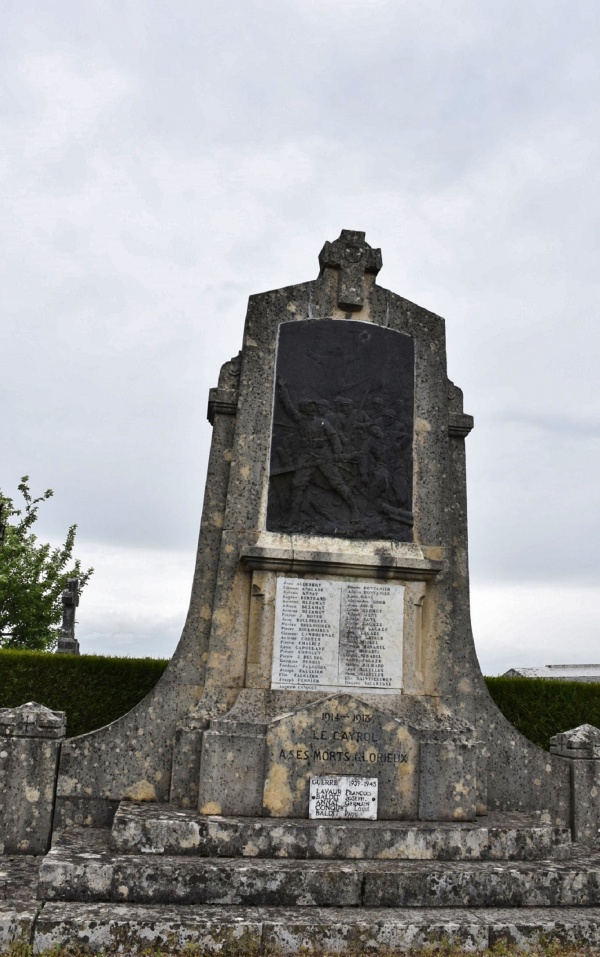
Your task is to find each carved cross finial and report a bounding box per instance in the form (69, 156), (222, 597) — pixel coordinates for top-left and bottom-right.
(318, 229), (382, 311)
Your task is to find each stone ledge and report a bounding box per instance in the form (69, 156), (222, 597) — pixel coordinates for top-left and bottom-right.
(110, 803), (572, 861)
(32, 902), (600, 954)
(37, 821), (599, 909)
(207, 387), (238, 424)
(449, 411), (474, 437)
(240, 545), (443, 581)
(38, 838), (600, 908)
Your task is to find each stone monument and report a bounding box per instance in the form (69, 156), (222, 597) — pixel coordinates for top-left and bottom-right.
(23, 229), (600, 953)
(51, 229), (573, 827)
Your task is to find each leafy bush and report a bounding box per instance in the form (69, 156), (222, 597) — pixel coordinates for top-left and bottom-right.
(485, 676), (600, 750)
(0, 653), (598, 749)
(0, 649), (168, 737)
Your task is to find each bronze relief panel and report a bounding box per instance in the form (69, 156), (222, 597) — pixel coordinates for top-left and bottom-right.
(266, 320), (414, 541)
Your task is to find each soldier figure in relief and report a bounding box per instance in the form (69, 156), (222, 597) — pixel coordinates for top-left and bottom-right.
(276, 377), (360, 525)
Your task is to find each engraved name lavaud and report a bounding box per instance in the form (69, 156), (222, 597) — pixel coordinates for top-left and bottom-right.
(266, 319), (414, 540)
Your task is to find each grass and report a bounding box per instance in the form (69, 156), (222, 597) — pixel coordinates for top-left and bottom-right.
(3, 941), (600, 957)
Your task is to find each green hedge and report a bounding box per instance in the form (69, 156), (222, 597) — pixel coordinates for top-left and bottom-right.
(1, 652), (599, 748)
(0, 649), (168, 738)
(485, 676), (600, 751)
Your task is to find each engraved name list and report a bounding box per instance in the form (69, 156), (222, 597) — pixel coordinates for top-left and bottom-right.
(271, 578), (404, 692)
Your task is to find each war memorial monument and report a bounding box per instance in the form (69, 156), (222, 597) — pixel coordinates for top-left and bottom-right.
(2, 230), (600, 951)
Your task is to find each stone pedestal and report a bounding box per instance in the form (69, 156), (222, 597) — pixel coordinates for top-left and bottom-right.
(550, 724), (600, 844)
(0, 702), (66, 854)
(198, 722), (266, 817)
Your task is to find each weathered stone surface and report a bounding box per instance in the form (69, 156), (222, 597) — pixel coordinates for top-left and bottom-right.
(0, 854), (41, 902)
(318, 229), (382, 310)
(111, 801), (572, 860)
(0, 854), (42, 950)
(569, 757), (600, 845)
(40, 826), (600, 910)
(506, 664), (600, 682)
(486, 907), (600, 950)
(31, 903), (600, 954)
(198, 728), (266, 816)
(55, 578), (81, 655)
(47, 852), (600, 909)
(263, 694), (420, 819)
(550, 723), (600, 758)
(0, 702), (65, 854)
(0, 900), (39, 949)
(418, 738), (477, 821)
(0, 701), (65, 739)
(35, 903), (264, 955)
(38, 828), (114, 902)
(262, 906), (487, 955)
(548, 724), (600, 845)
(111, 858), (363, 907)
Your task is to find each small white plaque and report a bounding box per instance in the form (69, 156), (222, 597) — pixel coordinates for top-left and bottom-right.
(271, 578), (404, 692)
(309, 775), (378, 820)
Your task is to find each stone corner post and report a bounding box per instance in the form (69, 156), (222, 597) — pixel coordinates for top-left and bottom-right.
(550, 723), (600, 845)
(0, 701), (66, 854)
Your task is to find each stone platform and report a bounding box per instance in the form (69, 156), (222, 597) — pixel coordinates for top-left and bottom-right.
(110, 801), (572, 861)
(0, 801), (589, 953)
(37, 826), (600, 909)
(3, 802), (600, 954)
(30, 903), (600, 954)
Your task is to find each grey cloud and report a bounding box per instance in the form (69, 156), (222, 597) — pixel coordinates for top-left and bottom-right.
(2, 1), (600, 660)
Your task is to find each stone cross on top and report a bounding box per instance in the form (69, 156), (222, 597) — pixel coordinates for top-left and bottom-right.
(318, 229), (382, 311)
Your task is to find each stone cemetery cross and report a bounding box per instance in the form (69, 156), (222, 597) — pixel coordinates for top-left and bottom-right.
(318, 228), (383, 310)
(56, 578), (80, 655)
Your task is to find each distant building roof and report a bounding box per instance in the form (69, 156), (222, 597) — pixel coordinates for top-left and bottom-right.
(503, 664), (600, 682)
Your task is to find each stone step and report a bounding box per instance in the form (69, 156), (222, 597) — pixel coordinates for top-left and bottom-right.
(33, 902), (600, 954)
(39, 828), (600, 909)
(111, 800), (572, 861)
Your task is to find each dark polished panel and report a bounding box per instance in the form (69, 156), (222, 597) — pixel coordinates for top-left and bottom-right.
(266, 320), (414, 541)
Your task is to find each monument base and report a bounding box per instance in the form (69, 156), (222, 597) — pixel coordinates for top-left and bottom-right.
(28, 902), (600, 956)
(183, 689), (483, 823)
(29, 799), (600, 952)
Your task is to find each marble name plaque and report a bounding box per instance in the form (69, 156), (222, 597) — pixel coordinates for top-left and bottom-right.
(271, 578), (404, 692)
(309, 774), (378, 820)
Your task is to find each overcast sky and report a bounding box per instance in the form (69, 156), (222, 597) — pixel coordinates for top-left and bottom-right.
(2, 0), (600, 674)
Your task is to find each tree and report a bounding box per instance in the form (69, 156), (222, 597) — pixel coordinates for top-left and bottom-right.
(0, 477), (94, 650)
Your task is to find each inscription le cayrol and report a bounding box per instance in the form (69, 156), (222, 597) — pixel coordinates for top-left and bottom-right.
(266, 320), (414, 540)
